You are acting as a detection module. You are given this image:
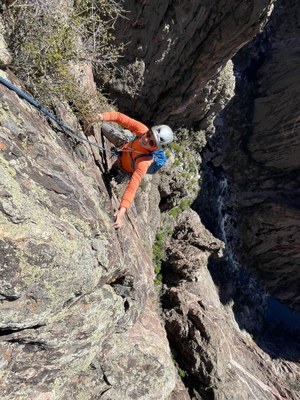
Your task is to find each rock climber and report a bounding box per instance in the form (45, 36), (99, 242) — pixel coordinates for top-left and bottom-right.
(97, 111), (174, 229)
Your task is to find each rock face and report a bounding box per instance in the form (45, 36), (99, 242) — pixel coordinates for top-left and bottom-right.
(0, 69), (175, 399)
(1, 0), (300, 399)
(104, 0), (274, 126)
(220, 0), (300, 311)
(162, 210), (300, 400)
(0, 17), (12, 66)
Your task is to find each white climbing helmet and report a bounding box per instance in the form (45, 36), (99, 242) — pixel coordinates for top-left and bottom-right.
(151, 125), (174, 148)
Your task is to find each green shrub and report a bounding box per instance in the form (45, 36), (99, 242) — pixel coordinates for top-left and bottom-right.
(152, 226), (173, 286)
(172, 159), (181, 167)
(153, 229), (165, 273)
(168, 198), (192, 219)
(170, 142), (184, 153)
(178, 367), (186, 378)
(168, 207), (181, 218)
(179, 197), (192, 211)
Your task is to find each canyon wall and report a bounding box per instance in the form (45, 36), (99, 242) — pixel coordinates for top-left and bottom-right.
(221, 0), (300, 311)
(1, 0), (300, 399)
(103, 0), (274, 127)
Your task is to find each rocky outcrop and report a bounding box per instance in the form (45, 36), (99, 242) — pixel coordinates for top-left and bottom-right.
(162, 210), (300, 400)
(1, 0), (299, 398)
(104, 0), (274, 126)
(0, 69), (175, 399)
(219, 0), (300, 311)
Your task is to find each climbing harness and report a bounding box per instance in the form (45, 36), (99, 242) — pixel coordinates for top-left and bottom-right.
(123, 137), (167, 174)
(0, 75), (119, 156)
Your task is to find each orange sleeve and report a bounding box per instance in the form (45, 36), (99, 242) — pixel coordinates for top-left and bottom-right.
(120, 159), (153, 210)
(103, 111), (148, 136)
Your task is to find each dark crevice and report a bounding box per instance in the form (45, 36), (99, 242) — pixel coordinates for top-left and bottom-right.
(0, 324), (45, 338)
(0, 293), (20, 301)
(109, 275), (134, 313)
(100, 387), (112, 397)
(6, 338), (50, 350)
(124, 299), (130, 312)
(160, 260), (182, 287)
(100, 366), (112, 395)
(102, 370), (111, 387)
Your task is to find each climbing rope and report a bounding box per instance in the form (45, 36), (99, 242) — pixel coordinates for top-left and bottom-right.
(0, 75), (121, 156)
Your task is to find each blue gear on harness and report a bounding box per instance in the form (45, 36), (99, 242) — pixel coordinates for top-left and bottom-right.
(146, 149), (167, 174)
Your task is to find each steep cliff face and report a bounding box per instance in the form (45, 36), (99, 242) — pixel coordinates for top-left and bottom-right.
(162, 210), (300, 400)
(104, 0), (274, 126)
(1, 1), (300, 399)
(219, 0), (300, 311)
(0, 69), (175, 399)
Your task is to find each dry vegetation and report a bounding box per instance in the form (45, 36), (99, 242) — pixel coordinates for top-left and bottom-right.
(2, 0), (124, 119)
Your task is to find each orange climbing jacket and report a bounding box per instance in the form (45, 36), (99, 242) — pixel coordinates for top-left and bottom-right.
(102, 111), (154, 210)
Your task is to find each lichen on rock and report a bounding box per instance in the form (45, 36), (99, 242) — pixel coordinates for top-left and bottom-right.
(1, 0), (300, 399)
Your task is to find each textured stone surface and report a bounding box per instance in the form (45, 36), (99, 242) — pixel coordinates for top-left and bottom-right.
(1, 0), (299, 398)
(96, 297), (176, 400)
(221, 0), (300, 311)
(163, 210), (300, 400)
(104, 0), (274, 126)
(0, 286), (125, 398)
(0, 17), (12, 66)
(0, 69), (174, 399)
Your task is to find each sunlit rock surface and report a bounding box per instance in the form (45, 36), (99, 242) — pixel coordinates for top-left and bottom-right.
(0, 70), (175, 399)
(1, 0), (299, 398)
